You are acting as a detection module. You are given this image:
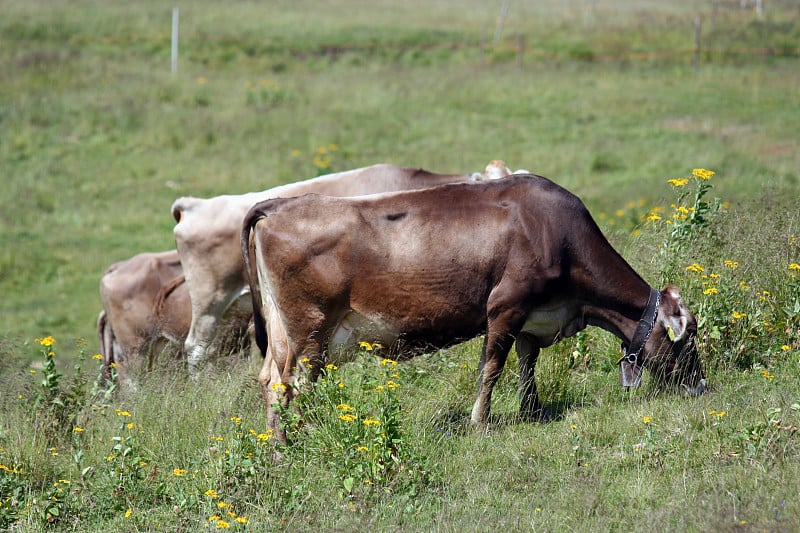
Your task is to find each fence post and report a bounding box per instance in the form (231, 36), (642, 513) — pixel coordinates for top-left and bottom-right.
(171, 7), (179, 74)
(693, 16), (701, 76)
(494, 0), (510, 45)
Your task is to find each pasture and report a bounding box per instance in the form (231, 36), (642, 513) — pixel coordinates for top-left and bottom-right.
(1, 0), (799, 530)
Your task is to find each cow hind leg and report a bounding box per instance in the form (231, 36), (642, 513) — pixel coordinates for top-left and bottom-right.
(516, 333), (546, 420)
(259, 350), (292, 442)
(470, 328), (516, 425)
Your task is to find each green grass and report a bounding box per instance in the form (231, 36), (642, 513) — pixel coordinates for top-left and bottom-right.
(1, 1), (799, 530)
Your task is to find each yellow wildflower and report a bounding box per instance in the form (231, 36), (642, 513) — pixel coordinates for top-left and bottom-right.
(271, 382), (287, 393)
(325, 363), (338, 371)
(667, 178), (689, 187)
(256, 431), (273, 442)
(723, 260), (739, 269)
(356, 446), (370, 452)
(338, 414), (357, 423)
(172, 468), (188, 477)
(380, 358), (398, 366)
(115, 409), (131, 417)
(35, 336), (54, 347)
(692, 168), (715, 180)
(731, 311), (747, 320)
(125, 508), (132, 518)
(642, 416), (652, 424)
(781, 345), (791, 351)
(790, 263), (800, 271)
(703, 287), (719, 295)
(72, 427), (84, 433)
(363, 418), (381, 427)
(686, 263), (704, 273)
(359, 341), (374, 351)
(235, 517), (248, 524)
(216, 520), (231, 529)
(92, 353), (102, 360)
(230, 416), (242, 425)
(386, 380), (399, 389)
(336, 403), (354, 411)
(217, 501), (231, 509)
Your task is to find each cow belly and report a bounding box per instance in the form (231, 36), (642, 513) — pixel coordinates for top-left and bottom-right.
(520, 305), (583, 346)
(328, 311), (399, 360)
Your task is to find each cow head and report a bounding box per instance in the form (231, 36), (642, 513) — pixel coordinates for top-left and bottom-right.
(641, 285), (706, 395)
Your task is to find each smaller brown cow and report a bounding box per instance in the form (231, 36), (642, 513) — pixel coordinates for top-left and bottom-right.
(242, 174), (706, 440)
(97, 251), (192, 388)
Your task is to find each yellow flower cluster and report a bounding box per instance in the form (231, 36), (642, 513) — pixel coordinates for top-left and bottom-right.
(667, 178), (689, 187)
(686, 263), (705, 273)
(692, 168), (715, 180)
(35, 335), (54, 347)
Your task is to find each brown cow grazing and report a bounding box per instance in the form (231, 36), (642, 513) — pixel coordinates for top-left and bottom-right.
(172, 161), (513, 375)
(97, 250), (192, 389)
(242, 174), (706, 440)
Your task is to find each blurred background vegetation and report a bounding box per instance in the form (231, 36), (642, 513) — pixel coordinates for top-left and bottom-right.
(2, 0), (798, 349)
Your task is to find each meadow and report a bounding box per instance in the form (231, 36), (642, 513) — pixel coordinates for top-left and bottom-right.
(1, 0), (799, 530)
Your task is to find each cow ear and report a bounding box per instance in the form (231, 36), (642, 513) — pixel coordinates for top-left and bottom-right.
(659, 286), (689, 342)
(661, 314), (689, 342)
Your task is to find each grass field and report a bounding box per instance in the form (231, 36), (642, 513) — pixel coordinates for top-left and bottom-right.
(1, 1), (799, 531)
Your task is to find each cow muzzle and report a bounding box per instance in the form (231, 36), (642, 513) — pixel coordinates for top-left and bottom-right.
(682, 378), (707, 396)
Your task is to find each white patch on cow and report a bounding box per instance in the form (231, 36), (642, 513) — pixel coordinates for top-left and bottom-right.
(328, 311), (399, 362)
(520, 304), (583, 345)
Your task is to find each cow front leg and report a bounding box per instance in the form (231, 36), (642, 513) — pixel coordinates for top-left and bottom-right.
(470, 332), (514, 425)
(185, 312), (220, 376)
(516, 333), (546, 420)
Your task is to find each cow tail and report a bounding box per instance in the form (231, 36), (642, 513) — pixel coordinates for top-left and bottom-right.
(241, 204), (270, 358)
(97, 309), (113, 383)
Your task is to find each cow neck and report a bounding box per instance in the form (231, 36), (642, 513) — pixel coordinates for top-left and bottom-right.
(619, 287), (661, 366)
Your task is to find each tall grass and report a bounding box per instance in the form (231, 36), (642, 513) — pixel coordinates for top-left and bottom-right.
(1, 1), (799, 530)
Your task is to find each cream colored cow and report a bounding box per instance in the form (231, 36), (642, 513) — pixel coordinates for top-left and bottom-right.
(172, 162), (512, 374)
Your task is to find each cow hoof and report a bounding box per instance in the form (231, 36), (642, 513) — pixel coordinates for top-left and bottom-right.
(519, 407), (552, 423)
